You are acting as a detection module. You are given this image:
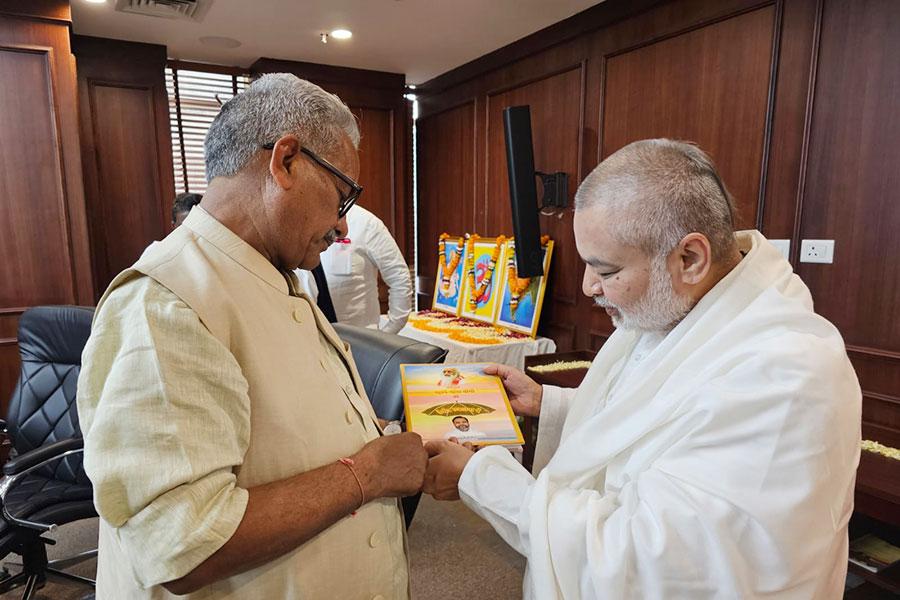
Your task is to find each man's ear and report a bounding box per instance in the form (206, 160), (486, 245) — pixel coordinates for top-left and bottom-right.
(674, 233), (712, 286)
(268, 135), (302, 190)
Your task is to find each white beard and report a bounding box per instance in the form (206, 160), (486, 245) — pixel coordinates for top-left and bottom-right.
(594, 255), (694, 333)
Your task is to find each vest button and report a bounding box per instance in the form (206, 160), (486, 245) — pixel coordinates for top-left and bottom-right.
(368, 531), (381, 548)
(292, 308), (303, 323)
(345, 409), (354, 424)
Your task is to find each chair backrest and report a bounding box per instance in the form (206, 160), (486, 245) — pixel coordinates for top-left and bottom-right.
(333, 323), (448, 422)
(7, 306), (94, 483)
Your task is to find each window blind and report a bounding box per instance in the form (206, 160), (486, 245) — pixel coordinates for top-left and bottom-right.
(166, 66), (250, 194)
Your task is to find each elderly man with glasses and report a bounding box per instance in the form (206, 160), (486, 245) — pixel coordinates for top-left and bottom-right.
(77, 73), (426, 599)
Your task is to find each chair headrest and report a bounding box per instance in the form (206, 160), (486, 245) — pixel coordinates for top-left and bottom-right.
(17, 306), (95, 365)
(332, 323), (447, 422)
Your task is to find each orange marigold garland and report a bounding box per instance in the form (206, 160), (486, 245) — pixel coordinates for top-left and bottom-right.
(437, 233), (464, 297)
(507, 235), (550, 317)
(464, 234), (506, 311)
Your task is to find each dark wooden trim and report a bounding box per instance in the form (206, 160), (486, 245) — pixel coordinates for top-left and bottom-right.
(576, 58), (587, 184)
(250, 57), (404, 90)
(419, 0), (666, 92)
(755, 0), (784, 230)
(603, 1), (774, 60)
(847, 345), (900, 362)
(863, 391), (900, 407)
(0, 308), (27, 316)
(0, 339), (16, 346)
(0, 0), (70, 25)
(789, 0), (824, 265)
(171, 68), (189, 192)
(167, 59), (248, 76)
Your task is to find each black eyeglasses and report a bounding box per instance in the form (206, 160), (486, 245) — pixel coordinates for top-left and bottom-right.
(262, 143), (362, 218)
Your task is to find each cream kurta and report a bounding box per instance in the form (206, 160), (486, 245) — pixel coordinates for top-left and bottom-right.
(458, 231), (861, 599)
(77, 207), (408, 599)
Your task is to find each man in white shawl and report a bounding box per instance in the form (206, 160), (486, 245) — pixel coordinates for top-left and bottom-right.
(423, 139), (861, 599)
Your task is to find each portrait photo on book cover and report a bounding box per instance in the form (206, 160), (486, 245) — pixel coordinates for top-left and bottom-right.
(400, 363), (523, 445)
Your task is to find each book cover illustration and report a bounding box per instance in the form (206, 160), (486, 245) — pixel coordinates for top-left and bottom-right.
(459, 235), (507, 324)
(493, 237), (554, 336)
(432, 234), (467, 315)
(400, 363), (524, 445)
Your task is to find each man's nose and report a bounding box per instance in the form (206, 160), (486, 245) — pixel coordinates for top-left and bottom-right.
(335, 215), (348, 238)
(582, 268), (602, 298)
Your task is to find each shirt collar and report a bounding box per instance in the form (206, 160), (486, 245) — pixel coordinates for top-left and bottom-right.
(182, 206), (291, 295)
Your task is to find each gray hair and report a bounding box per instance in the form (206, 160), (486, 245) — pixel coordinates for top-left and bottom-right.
(205, 73), (359, 181)
(574, 139), (737, 262)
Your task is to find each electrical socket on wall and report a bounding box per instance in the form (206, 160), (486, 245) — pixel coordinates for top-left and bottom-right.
(800, 239), (835, 264)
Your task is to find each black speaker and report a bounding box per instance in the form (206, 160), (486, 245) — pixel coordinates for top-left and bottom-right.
(503, 105), (544, 277)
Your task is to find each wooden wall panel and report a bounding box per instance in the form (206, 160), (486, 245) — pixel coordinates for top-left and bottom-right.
(0, 46), (76, 307)
(485, 67), (584, 311)
(74, 36), (173, 299)
(0, 4), (93, 412)
(600, 6), (776, 230)
(793, 0), (900, 452)
(353, 107), (395, 232)
(415, 101), (477, 306)
(85, 84), (167, 292)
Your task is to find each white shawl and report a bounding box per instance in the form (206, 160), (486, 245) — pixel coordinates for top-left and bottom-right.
(458, 231), (861, 599)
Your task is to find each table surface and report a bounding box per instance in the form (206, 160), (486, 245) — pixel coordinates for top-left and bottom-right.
(397, 324), (556, 370)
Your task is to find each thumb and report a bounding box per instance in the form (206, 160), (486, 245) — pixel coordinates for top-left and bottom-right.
(424, 440), (449, 457)
(482, 363), (500, 375)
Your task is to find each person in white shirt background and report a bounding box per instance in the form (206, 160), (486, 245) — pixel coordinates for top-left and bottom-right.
(297, 204), (412, 334)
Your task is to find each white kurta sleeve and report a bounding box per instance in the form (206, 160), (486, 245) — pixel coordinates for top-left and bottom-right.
(532, 385), (576, 474)
(364, 217), (412, 334)
(459, 448), (757, 598)
(78, 277), (251, 588)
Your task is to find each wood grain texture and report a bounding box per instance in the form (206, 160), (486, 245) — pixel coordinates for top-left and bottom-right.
(0, 11), (90, 413)
(0, 47), (74, 307)
(600, 5), (776, 230)
(415, 101), (477, 299)
(74, 36), (174, 298)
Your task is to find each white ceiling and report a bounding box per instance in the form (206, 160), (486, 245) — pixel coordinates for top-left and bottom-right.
(71, 0), (602, 84)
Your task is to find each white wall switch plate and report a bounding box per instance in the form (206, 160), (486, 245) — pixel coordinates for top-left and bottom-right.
(800, 239), (835, 263)
(769, 239), (790, 260)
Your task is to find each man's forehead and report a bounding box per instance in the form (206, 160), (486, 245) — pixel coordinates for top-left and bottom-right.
(574, 205), (645, 266)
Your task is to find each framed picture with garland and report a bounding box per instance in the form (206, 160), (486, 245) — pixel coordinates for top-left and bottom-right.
(459, 234), (507, 324)
(431, 234), (467, 315)
(493, 237), (554, 337)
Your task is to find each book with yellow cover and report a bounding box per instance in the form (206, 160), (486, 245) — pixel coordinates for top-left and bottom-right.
(400, 363), (524, 445)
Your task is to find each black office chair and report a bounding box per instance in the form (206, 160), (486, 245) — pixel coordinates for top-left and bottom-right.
(0, 306), (97, 599)
(333, 323), (448, 527)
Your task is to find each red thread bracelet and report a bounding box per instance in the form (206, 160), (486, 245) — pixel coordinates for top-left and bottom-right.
(338, 457), (365, 514)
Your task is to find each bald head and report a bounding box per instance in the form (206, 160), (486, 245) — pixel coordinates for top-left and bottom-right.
(575, 139), (737, 263)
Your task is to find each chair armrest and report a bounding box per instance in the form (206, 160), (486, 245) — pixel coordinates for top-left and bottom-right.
(3, 437), (84, 476)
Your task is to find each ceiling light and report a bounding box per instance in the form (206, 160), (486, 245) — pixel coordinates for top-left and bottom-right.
(407, 84), (416, 90)
(84, 0), (107, 4)
(330, 29), (352, 40)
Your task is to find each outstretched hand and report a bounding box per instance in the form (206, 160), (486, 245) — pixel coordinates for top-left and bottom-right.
(483, 364), (543, 417)
(423, 440), (475, 501)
